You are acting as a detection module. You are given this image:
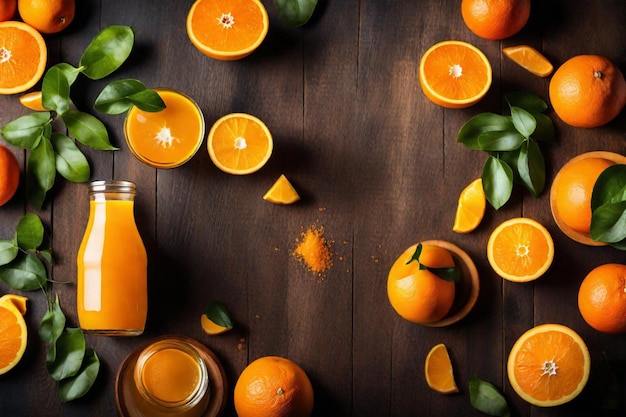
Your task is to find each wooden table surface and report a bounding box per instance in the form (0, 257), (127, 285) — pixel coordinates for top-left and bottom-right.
(2, 1), (626, 416)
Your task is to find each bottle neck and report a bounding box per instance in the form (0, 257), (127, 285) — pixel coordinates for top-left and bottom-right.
(88, 180), (137, 202)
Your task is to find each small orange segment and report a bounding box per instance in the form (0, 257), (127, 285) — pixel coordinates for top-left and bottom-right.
(200, 314), (231, 335)
(186, 0), (269, 61)
(419, 40), (492, 108)
(0, 20), (47, 95)
(507, 324), (590, 407)
(503, 45), (554, 77)
(453, 178), (486, 233)
(263, 174), (300, 205)
(0, 294), (28, 375)
(207, 113), (273, 175)
(425, 343), (459, 394)
(487, 217), (554, 282)
(19, 91), (46, 111)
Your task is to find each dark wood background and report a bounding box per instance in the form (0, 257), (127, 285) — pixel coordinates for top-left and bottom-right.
(2, 1), (626, 416)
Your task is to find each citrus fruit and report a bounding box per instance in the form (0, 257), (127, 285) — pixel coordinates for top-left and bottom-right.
(549, 55), (626, 128)
(234, 356), (314, 417)
(387, 243), (456, 324)
(0, 294), (28, 375)
(0, 143), (20, 206)
(186, 0), (269, 61)
(419, 40), (492, 109)
(507, 323), (590, 407)
(18, 0), (74, 34)
(503, 45), (554, 77)
(207, 113), (273, 175)
(453, 178), (486, 234)
(461, 0), (531, 40)
(0, 20), (47, 95)
(424, 343), (459, 394)
(551, 157), (614, 235)
(18, 90), (46, 111)
(578, 263), (626, 334)
(487, 217), (554, 282)
(200, 314), (231, 335)
(263, 174), (300, 205)
(0, 0), (16, 21)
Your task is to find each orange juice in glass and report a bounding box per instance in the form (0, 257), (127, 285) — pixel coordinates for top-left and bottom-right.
(124, 88), (205, 169)
(77, 180), (147, 336)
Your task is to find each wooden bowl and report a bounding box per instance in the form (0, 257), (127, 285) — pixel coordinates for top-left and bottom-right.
(420, 240), (480, 327)
(550, 151), (626, 246)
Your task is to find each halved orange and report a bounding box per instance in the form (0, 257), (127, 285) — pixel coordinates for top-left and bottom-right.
(453, 178), (486, 234)
(186, 0), (269, 61)
(0, 294), (28, 375)
(507, 323), (590, 407)
(424, 343), (459, 394)
(0, 21), (47, 95)
(487, 217), (554, 282)
(207, 113), (273, 175)
(263, 174), (300, 205)
(419, 40), (492, 108)
(503, 45), (554, 77)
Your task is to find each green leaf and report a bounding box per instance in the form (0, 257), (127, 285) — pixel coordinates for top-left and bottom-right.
(59, 348), (100, 402)
(477, 129), (526, 152)
(274, 0), (318, 27)
(28, 135), (56, 193)
(0, 252), (47, 291)
(94, 79), (165, 114)
(53, 63), (80, 86)
(510, 106), (536, 138)
(505, 91), (547, 113)
(0, 240), (18, 266)
(469, 376), (511, 417)
(27, 182), (47, 211)
(39, 249), (53, 265)
(79, 25), (135, 80)
(61, 110), (118, 151)
(1, 112), (51, 149)
(591, 165), (626, 211)
(516, 140), (545, 198)
(457, 113), (515, 150)
(205, 300), (234, 329)
(39, 294), (66, 345)
(128, 89), (167, 112)
(530, 113), (555, 144)
(482, 156), (514, 210)
(42, 65), (71, 115)
(51, 133), (90, 182)
(47, 328), (86, 381)
(16, 213), (44, 251)
(590, 201), (626, 243)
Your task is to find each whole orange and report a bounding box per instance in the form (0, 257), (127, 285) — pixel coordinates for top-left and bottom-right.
(234, 356), (314, 417)
(0, 0), (17, 21)
(18, 0), (75, 34)
(387, 243), (456, 324)
(551, 157), (614, 234)
(0, 143), (20, 206)
(578, 263), (626, 334)
(549, 55), (626, 128)
(461, 0), (531, 40)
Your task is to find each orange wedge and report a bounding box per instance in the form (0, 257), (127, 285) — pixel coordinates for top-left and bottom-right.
(186, 0), (269, 61)
(453, 178), (486, 234)
(0, 294), (28, 375)
(200, 314), (232, 335)
(425, 343), (459, 394)
(19, 91), (46, 111)
(507, 324), (590, 407)
(207, 113), (273, 175)
(487, 217), (554, 282)
(503, 45), (554, 77)
(263, 174), (300, 205)
(419, 40), (492, 108)
(0, 21), (47, 95)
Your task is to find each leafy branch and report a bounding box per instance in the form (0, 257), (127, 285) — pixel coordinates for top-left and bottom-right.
(0, 25), (165, 209)
(0, 213), (99, 402)
(457, 92), (555, 210)
(406, 243), (460, 283)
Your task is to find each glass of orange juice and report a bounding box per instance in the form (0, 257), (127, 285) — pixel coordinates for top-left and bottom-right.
(124, 88), (205, 169)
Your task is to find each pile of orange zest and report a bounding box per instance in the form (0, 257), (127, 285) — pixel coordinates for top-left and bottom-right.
(293, 226), (333, 275)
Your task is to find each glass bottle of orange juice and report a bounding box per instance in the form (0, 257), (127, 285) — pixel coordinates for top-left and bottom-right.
(77, 180), (147, 336)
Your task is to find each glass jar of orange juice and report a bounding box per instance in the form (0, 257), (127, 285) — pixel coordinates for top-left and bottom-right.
(77, 180), (147, 336)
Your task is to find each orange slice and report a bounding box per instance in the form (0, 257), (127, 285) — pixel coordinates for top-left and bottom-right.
(263, 174), (300, 205)
(200, 314), (231, 335)
(503, 45), (554, 77)
(487, 217), (554, 282)
(453, 178), (486, 234)
(19, 91), (46, 111)
(419, 40), (492, 108)
(186, 0), (269, 61)
(507, 323), (590, 407)
(207, 113), (273, 175)
(0, 21), (47, 95)
(424, 343), (459, 394)
(0, 294), (28, 375)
